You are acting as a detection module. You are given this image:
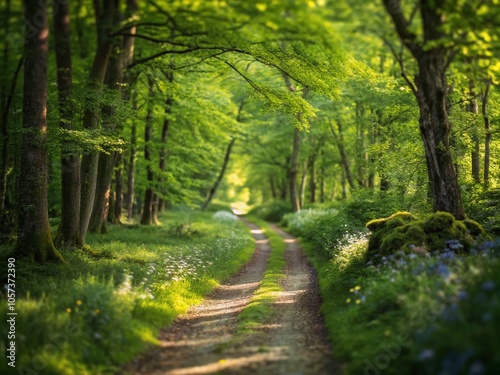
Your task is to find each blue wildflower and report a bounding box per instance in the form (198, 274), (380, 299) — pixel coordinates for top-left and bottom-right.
(468, 361), (486, 375)
(437, 264), (451, 279)
(417, 349), (435, 361)
(481, 281), (496, 291)
(458, 291), (468, 301)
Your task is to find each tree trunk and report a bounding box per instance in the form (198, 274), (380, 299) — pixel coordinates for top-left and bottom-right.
(270, 175), (277, 199)
(290, 127), (301, 212)
(141, 78), (155, 225)
(114, 152), (124, 223)
(308, 154), (316, 204)
(78, 0), (117, 244)
(54, 0), (80, 247)
(15, 0), (63, 263)
(202, 138), (236, 210)
(0, 0), (15, 224)
(416, 55), (465, 218)
(467, 79), (481, 184)
(89, 152), (116, 233)
(329, 120), (356, 190)
(126, 95), (138, 219)
(0, 57), (22, 225)
(482, 80), (491, 189)
(155, 71), (173, 214)
(383, 0), (465, 219)
(299, 161), (307, 209)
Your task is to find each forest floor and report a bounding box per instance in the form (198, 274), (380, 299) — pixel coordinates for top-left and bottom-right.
(122, 219), (341, 375)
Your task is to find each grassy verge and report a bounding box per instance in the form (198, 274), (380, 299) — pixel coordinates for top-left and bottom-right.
(0, 209), (254, 375)
(237, 217), (286, 334)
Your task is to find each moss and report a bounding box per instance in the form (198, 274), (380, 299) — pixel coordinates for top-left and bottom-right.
(366, 211), (488, 264)
(423, 211), (455, 233)
(463, 219), (485, 237)
(366, 211), (414, 232)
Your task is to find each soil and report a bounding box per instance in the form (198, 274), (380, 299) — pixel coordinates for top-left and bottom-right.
(122, 219), (340, 375)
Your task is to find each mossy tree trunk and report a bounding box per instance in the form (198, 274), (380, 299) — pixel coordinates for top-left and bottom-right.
(15, 0), (64, 263)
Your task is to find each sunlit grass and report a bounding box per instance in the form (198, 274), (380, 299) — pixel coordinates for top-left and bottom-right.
(237, 217), (286, 334)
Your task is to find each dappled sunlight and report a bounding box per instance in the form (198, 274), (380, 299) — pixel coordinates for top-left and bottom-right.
(251, 229), (263, 234)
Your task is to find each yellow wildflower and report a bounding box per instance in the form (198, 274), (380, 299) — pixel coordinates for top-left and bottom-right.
(346, 298), (351, 303)
(76, 300), (82, 306)
(66, 308), (71, 313)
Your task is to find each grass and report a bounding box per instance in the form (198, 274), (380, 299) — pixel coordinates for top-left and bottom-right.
(0, 208), (255, 375)
(237, 216), (286, 334)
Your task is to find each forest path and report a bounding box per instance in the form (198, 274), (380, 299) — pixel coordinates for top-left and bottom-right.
(123, 219), (339, 375)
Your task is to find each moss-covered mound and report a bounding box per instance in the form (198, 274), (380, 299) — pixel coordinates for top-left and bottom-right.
(365, 211), (487, 264)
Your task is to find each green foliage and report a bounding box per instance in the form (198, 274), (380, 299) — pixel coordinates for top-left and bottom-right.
(0, 211), (254, 374)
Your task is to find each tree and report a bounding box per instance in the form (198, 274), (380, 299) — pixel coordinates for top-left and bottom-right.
(382, 0), (466, 219)
(15, 0), (64, 262)
(54, 0), (80, 247)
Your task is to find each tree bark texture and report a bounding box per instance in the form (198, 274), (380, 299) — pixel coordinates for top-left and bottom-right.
(15, 0), (63, 263)
(467, 79), (481, 184)
(482, 80), (491, 189)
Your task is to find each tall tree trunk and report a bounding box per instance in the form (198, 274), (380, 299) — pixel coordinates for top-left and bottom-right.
(467, 78), (481, 184)
(15, 0), (63, 263)
(202, 138), (236, 210)
(308, 154), (316, 204)
(299, 161), (307, 209)
(0, 0), (13, 224)
(54, 0), (80, 247)
(141, 78), (155, 225)
(79, 0), (117, 244)
(482, 80), (491, 189)
(0, 58), (22, 225)
(126, 123), (137, 219)
(383, 0), (466, 219)
(114, 152), (124, 223)
(289, 127), (301, 212)
(151, 193), (160, 225)
(119, 0), (139, 221)
(155, 71), (173, 215)
(329, 120), (356, 191)
(416, 55), (465, 218)
(270, 175), (277, 199)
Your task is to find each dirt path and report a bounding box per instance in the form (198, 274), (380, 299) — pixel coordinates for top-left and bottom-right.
(123, 220), (339, 375)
